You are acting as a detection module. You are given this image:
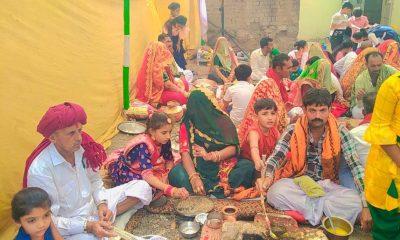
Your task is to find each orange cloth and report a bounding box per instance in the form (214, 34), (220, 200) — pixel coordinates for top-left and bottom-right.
(232, 187), (260, 201)
(275, 114), (341, 182)
(378, 39), (400, 70)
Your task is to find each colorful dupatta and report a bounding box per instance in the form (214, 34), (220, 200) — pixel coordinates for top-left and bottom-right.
(289, 59), (337, 107)
(341, 47), (379, 100)
(181, 88), (239, 196)
(238, 79), (288, 145)
(212, 37), (238, 72)
(135, 42), (174, 105)
(378, 39), (400, 70)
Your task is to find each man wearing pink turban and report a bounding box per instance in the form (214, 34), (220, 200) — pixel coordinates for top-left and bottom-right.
(23, 102), (152, 239)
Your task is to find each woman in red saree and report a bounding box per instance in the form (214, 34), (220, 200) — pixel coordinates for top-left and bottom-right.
(378, 39), (400, 70)
(135, 42), (188, 107)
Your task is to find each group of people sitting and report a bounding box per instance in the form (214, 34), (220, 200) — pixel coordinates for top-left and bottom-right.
(11, 2), (400, 240)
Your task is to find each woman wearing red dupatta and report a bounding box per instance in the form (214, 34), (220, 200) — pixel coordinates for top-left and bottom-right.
(135, 42), (188, 107)
(378, 39), (400, 70)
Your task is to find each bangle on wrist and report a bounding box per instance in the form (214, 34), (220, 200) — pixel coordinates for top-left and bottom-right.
(189, 172), (200, 181)
(164, 185), (174, 196)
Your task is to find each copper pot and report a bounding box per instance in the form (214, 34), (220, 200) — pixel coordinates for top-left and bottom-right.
(222, 206), (238, 222)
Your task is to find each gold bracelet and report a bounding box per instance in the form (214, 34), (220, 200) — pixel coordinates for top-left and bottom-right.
(189, 172), (200, 181)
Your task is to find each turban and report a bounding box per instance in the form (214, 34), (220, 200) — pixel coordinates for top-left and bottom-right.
(23, 102), (106, 188)
(37, 102), (87, 137)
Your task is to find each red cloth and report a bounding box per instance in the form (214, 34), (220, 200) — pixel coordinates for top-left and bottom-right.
(23, 102), (106, 187)
(266, 68), (289, 102)
(359, 113), (372, 126)
(331, 101), (349, 118)
(240, 122), (280, 161)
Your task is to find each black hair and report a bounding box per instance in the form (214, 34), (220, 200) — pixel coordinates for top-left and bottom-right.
(146, 112), (171, 131)
(365, 51), (383, 63)
(11, 187), (51, 222)
(353, 7), (363, 18)
(291, 59), (300, 67)
(272, 53), (290, 69)
(353, 30), (367, 40)
(294, 40), (307, 50)
(342, 2), (354, 10)
(363, 92), (377, 115)
(302, 88), (332, 108)
(234, 64), (252, 81)
(171, 15), (187, 26)
(306, 56), (321, 66)
(260, 37), (273, 48)
(158, 33), (170, 42)
(333, 40), (353, 58)
(254, 98), (278, 114)
(168, 2), (180, 10)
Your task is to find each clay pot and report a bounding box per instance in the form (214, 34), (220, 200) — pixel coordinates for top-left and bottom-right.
(222, 206), (238, 222)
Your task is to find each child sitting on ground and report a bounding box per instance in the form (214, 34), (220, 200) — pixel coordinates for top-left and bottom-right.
(240, 98), (280, 173)
(106, 112), (189, 200)
(222, 64), (255, 126)
(12, 187), (63, 240)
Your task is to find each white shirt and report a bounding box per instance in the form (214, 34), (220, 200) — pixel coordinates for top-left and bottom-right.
(223, 81), (255, 125)
(330, 11), (349, 35)
(349, 124), (370, 166)
(250, 48), (269, 81)
(334, 51), (357, 78)
(28, 144), (106, 236)
(288, 50), (309, 70)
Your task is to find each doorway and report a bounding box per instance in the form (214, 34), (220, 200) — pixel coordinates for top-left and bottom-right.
(364, 0), (383, 24)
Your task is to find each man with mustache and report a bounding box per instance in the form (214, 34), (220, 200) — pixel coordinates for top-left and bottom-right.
(351, 51), (397, 118)
(256, 88), (372, 232)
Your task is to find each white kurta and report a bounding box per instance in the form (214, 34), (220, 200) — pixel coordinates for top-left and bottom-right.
(250, 48), (270, 82)
(28, 143), (152, 239)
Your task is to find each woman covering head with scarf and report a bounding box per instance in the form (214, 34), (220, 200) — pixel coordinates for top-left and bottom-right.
(290, 58), (348, 117)
(210, 37), (239, 85)
(168, 88), (255, 198)
(135, 41), (189, 107)
(378, 39), (400, 70)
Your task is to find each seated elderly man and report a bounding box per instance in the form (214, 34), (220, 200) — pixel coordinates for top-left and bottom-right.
(23, 102), (152, 239)
(256, 88), (372, 231)
(351, 51), (397, 118)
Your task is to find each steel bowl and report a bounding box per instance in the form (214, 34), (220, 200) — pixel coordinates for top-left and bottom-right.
(195, 213), (208, 225)
(322, 216), (353, 240)
(178, 221), (200, 238)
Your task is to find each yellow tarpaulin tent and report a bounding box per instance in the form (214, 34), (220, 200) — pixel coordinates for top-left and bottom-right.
(0, 0), (200, 238)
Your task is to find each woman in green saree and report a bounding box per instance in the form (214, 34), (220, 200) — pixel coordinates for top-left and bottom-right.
(168, 88), (255, 198)
(210, 37), (238, 85)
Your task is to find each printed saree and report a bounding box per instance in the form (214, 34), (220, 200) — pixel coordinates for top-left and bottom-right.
(378, 39), (400, 70)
